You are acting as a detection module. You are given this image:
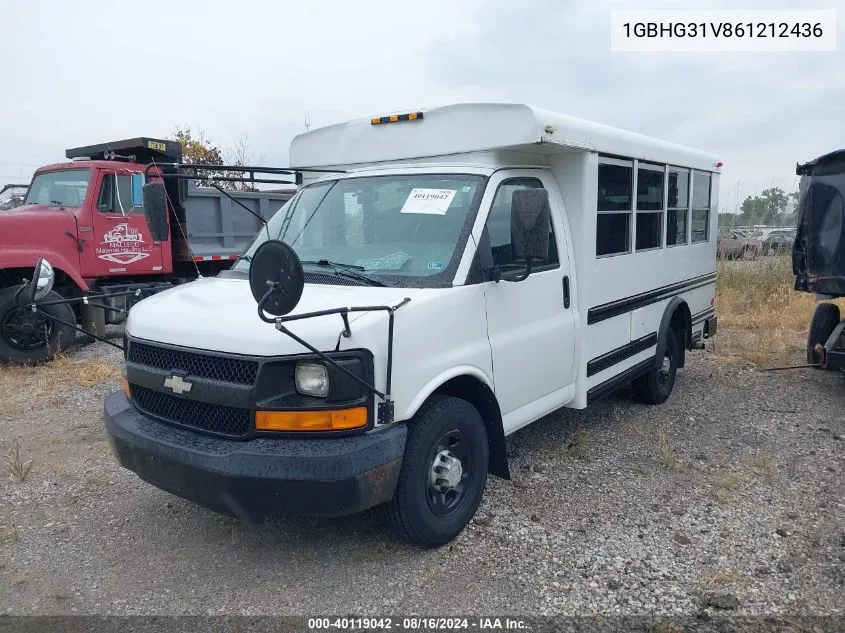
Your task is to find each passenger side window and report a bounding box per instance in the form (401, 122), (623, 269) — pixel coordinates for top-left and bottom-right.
(667, 168), (690, 246)
(485, 178), (559, 269)
(635, 164), (664, 250)
(597, 161), (632, 256)
(691, 172), (712, 243)
(97, 174), (138, 214)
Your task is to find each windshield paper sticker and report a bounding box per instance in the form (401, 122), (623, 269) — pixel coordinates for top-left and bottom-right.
(354, 252), (413, 271)
(400, 189), (456, 215)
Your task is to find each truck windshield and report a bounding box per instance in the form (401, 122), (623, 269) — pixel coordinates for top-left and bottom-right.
(232, 173), (486, 286)
(24, 169), (91, 208)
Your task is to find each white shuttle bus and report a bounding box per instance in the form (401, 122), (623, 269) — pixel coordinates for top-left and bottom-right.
(101, 103), (720, 546)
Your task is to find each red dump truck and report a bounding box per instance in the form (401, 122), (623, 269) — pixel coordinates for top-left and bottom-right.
(0, 138), (298, 363)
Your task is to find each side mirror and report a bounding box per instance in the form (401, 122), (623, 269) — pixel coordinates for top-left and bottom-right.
(130, 173), (144, 207)
(249, 240), (305, 317)
(142, 182), (170, 242)
(510, 188), (551, 266)
(28, 257), (55, 303)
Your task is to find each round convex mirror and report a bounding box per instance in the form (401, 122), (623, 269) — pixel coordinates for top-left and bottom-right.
(28, 258), (55, 303)
(248, 240), (305, 316)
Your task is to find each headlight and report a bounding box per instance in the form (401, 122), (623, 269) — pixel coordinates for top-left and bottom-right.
(295, 362), (328, 398)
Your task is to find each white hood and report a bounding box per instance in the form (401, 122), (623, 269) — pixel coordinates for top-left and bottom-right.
(126, 276), (419, 356)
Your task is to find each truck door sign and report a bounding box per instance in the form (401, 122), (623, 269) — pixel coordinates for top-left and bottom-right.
(96, 223), (153, 264)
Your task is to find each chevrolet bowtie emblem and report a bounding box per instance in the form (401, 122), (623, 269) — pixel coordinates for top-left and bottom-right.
(163, 374), (192, 395)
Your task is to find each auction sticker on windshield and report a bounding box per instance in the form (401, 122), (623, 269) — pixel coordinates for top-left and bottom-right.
(400, 189), (456, 215)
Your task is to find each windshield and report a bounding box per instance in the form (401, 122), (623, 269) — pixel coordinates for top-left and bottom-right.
(232, 173), (486, 286)
(24, 169), (91, 207)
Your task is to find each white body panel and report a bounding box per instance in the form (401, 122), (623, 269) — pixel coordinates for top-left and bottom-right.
(130, 103), (720, 435)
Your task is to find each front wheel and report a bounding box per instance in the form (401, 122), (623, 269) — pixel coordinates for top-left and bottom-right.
(384, 396), (489, 547)
(0, 285), (76, 363)
(632, 327), (679, 405)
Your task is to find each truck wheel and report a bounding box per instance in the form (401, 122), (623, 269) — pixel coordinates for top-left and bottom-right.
(807, 303), (840, 367)
(0, 286), (76, 363)
(384, 396), (489, 547)
(632, 327), (679, 405)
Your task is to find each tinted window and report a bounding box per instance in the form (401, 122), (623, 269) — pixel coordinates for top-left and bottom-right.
(667, 170), (689, 209)
(637, 168), (664, 211)
(636, 211), (662, 250)
(691, 172), (712, 242)
(486, 178), (558, 268)
(598, 164), (633, 211)
(692, 172), (711, 209)
(666, 209), (688, 246)
(597, 213), (630, 256)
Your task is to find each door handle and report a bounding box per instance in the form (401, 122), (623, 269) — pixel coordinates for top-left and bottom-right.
(563, 275), (570, 309)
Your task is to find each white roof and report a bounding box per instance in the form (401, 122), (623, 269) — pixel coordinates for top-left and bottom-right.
(289, 103), (721, 173)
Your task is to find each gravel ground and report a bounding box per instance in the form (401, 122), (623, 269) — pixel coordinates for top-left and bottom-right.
(1, 333), (843, 618)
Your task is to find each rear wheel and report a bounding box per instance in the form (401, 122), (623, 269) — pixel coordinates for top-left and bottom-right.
(0, 286), (76, 363)
(633, 327), (679, 405)
(807, 302), (840, 367)
(384, 396), (489, 547)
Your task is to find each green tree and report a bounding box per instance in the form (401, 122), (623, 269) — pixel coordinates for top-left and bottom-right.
(738, 187), (791, 225)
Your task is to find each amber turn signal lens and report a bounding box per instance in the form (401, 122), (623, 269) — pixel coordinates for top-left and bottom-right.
(122, 377), (131, 398)
(255, 407), (368, 432)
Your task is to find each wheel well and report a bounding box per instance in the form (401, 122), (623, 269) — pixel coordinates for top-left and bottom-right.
(0, 267), (82, 315)
(669, 302), (692, 368)
(430, 375), (510, 480)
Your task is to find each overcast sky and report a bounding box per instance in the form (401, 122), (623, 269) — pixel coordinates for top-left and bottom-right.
(1, 0), (842, 212)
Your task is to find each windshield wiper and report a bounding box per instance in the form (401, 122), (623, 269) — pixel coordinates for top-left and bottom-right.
(49, 200), (65, 209)
(301, 259), (387, 287)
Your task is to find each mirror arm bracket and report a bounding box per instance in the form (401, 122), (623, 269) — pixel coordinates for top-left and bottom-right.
(256, 295), (412, 425)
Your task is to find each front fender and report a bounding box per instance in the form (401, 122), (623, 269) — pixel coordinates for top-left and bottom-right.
(401, 365), (495, 421)
(1, 247), (88, 292)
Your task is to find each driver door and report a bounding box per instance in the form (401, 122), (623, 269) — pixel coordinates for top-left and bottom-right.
(479, 171), (576, 433)
(81, 170), (164, 277)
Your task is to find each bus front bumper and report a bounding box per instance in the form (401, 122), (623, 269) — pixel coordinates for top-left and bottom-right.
(103, 392), (406, 521)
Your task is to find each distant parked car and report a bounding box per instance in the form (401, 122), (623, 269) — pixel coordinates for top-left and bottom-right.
(717, 228), (763, 260)
(0, 184), (27, 210)
(761, 229), (795, 255)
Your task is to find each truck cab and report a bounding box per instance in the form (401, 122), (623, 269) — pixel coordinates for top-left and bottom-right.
(101, 103), (720, 547)
(0, 138), (295, 363)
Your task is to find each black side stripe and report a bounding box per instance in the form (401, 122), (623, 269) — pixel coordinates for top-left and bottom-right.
(692, 307), (716, 325)
(588, 272), (717, 325)
(586, 332), (657, 378)
(587, 358), (654, 404)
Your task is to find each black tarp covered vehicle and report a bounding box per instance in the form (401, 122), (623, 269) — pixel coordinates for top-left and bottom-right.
(793, 150), (845, 368)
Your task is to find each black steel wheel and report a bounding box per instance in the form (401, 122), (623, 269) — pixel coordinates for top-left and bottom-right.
(0, 286), (76, 363)
(633, 327), (679, 405)
(384, 395), (488, 547)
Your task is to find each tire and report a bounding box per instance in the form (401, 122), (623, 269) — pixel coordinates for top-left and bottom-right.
(384, 395), (489, 547)
(0, 286), (76, 363)
(632, 327), (679, 405)
(807, 302), (840, 367)
(743, 246), (755, 261)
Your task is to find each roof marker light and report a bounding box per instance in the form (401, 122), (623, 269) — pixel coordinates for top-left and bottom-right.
(371, 112), (424, 125)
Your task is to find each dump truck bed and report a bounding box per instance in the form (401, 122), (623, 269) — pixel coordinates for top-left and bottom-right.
(174, 184), (296, 261)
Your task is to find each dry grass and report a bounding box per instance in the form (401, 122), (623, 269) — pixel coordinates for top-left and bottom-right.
(570, 430), (593, 462)
(751, 456), (778, 484)
(703, 568), (747, 588)
(657, 433), (681, 471)
(714, 255), (845, 366)
(0, 353), (120, 417)
(6, 439), (33, 483)
(713, 471), (744, 505)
